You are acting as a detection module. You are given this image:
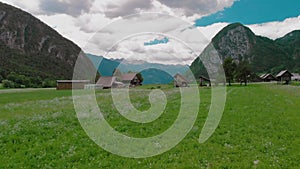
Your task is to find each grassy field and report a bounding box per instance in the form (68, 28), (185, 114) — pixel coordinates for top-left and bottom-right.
(0, 84), (299, 168)
(291, 81), (300, 86)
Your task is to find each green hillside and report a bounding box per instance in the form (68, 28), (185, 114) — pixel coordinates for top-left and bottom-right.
(0, 2), (94, 87)
(191, 23), (300, 78)
(275, 30), (300, 72)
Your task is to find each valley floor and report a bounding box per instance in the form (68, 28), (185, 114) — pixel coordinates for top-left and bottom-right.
(0, 84), (299, 168)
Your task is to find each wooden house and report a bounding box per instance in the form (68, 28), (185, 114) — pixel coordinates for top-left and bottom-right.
(96, 76), (126, 89)
(276, 70), (293, 84)
(56, 80), (90, 90)
(292, 73), (300, 81)
(260, 73), (277, 82)
(97, 76), (118, 89)
(199, 75), (211, 86)
(121, 73), (142, 87)
(174, 73), (189, 87)
(249, 73), (263, 82)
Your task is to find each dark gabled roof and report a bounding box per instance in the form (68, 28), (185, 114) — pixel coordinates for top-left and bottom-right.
(96, 76), (116, 88)
(261, 73), (276, 80)
(276, 70), (293, 78)
(199, 75), (210, 81)
(174, 73), (189, 82)
(121, 73), (137, 81)
(259, 73), (267, 79)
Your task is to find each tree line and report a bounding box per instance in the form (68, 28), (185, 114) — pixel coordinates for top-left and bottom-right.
(1, 72), (56, 88)
(223, 57), (253, 86)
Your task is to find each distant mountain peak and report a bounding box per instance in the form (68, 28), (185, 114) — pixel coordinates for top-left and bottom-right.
(211, 23), (256, 61)
(213, 23), (255, 39)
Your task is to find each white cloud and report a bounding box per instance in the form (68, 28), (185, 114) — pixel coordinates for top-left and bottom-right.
(157, 0), (235, 17)
(39, 0), (94, 16)
(103, 0), (153, 18)
(1, 0), (234, 65)
(82, 13), (207, 65)
(2, 0), (300, 65)
(75, 13), (116, 33)
(195, 16), (300, 42)
(248, 16), (300, 40)
(37, 14), (94, 48)
(197, 22), (229, 40)
(105, 35), (196, 65)
(1, 0), (41, 14)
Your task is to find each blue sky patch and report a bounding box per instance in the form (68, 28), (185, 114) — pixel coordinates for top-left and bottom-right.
(144, 37), (169, 46)
(195, 0), (300, 26)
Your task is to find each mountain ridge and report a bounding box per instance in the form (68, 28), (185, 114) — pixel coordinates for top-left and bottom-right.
(0, 2), (94, 84)
(190, 22), (300, 78)
(86, 54), (189, 84)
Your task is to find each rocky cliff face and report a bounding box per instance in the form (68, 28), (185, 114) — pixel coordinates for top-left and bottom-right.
(212, 23), (255, 60)
(0, 2), (93, 80)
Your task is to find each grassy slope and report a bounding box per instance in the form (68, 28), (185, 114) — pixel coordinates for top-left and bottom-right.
(0, 85), (299, 168)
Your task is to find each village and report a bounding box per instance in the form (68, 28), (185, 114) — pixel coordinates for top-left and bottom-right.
(56, 69), (300, 90)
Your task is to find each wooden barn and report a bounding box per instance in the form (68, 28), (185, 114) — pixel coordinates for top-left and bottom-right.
(174, 73), (189, 87)
(56, 80), (90, 90)
(199, 75), (211, 87)
(276, 70), (293, 84)
(260, 73), (277, 82)
(97, 76), (117, 89)
(121, 73), (142, 87)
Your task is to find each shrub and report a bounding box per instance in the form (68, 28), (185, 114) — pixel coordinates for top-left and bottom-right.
(42, 79), (56, 88)
(2, 80), (15, 88)
(7, 72), (30, 88)
(30, 77), (42, 88)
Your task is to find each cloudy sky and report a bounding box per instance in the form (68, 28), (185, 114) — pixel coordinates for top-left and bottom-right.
(2, 0), (300, 65)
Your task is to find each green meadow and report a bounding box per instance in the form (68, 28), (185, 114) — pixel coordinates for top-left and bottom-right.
(0, 84), (299, 168)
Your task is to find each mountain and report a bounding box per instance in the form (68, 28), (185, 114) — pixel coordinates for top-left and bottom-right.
(87, 54), (120, 76)
(190, 23), (298, 78)
(0, 2), (94, 83)
(86, 54), (188, 84)
(275, 30), (300, 72)
(140, 68), (173, 85)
